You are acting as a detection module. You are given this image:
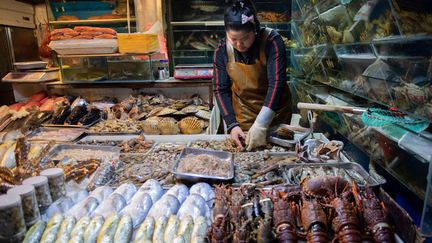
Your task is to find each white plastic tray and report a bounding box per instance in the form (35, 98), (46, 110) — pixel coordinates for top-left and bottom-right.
(49, 39), (118, 55)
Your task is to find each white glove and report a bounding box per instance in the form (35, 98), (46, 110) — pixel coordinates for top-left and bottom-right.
(246, 106), (275, 151)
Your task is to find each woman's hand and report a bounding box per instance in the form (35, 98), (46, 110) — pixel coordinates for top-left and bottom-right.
(230, 126), (245, 150)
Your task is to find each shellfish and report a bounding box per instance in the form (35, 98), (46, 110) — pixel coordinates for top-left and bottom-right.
(179, 117), (203, 134)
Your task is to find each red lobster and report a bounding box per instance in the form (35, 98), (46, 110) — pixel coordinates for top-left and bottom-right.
(272, 189), (301, 243)
(209, 184), (231, 243)
(300, 194), (329, 243)
(352, 183), (395, 243)
(301, 176), (362, 243)
(256, 194), (274, 243)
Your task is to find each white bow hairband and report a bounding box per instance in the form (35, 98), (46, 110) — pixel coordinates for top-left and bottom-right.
(241, 14), (254, 24)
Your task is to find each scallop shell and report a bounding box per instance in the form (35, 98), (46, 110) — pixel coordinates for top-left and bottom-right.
(173, 110), (187, 116)
(142, 118), (161, 135)
(169, 102), (188, 110)
(196, 105), (210, 111)
(178, 116), (203, 134)
(180, 105), (198, 114)
(156, 108), (178, 116)
(195, 109), (210, 120)
(157, 117), (179, 135)
(146, 107), (164, 118)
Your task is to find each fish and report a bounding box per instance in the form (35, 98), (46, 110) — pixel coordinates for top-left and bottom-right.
(55, 215), (76, 243)
(190, 216), (209, 243)
(51, 106), (71, 124)
(83, 215), (104, 243)
(89, 186), (113, 203)
(177, 194), (209, 222)
(165, 184), (189, 204)
(97, 214), (120, 243)
(120, 192), (153, 228)
(67, 197), (99, 220)
(77, 108), (100, 126)
(23, 220), (46, 243)
(138, 179), (164, 203)
(28, 143), (45, 161)
(86, 164), (115, 192)
(173, 235), (185, 243)
(134, 216), (155, 242)
(164, 215), (180, 243)
(113, 215), (133, 243)
(152, 216), (168, 243)
(175, 215), (194, 243)
(40, 213), (64, 243)
(112, 183), (137, 203)
(189, 182), (214, 208)
(69, 216), (91, 243)
(0, 142), (15, 168)
(65, 105), (87, 125)
(92, 193), (126, 219)
(147, 194), (180, 219)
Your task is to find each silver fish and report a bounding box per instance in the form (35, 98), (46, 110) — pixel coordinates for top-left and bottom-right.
(83, 215), (104, 243)
(163, 215), (180, 243)
(176, 215), (194, 243)
(68, 216), (90, 243)
(23, 220), (46, 243)
(40, 214), (64, 243)
(55, 216), (76, 243)
(113, 215), (133, 243)
(120, 192), (153, 228)
(190, 216), (208, 243)
(97, 214), (120, 243)
(134, 216), (155, 242)
(112, 183), (137, 203)
(152, 216), (168, 243)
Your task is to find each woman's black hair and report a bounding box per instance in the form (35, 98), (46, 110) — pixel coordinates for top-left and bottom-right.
(224, 0), (260, 33)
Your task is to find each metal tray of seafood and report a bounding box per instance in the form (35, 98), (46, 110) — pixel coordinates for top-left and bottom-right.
(268, 111), (313, 147)
(283, 162), (386, 187)
(171, 147), (234, 183)
(42, 144), (121, 164)
(82, 130), (143, 136)
(27, 127), (86, 142)
(42, 118), (101, 128)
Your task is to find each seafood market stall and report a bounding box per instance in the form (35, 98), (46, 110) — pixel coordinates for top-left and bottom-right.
(0, 124), (424, 242)
(0, 0), (429, 242)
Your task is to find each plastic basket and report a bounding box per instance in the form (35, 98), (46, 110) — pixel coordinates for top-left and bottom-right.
(117, 33), (159, 54)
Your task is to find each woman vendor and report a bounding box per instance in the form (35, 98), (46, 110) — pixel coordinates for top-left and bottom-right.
(213, 0), (292, 150)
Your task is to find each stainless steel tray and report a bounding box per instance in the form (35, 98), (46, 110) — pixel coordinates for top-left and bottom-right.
(43, 118), (101, 128)
(27, 127), (86, 142)
(171, 147), (234, 183)
(42, 144), (121, 164)
(283, 162), (386, 187)
(268, 111), (313, 147)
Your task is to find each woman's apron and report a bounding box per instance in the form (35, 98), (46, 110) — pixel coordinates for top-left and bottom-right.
(226, 28), (292, 130)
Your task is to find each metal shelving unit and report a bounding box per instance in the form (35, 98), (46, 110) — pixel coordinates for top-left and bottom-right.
(290, 0), (432, 237)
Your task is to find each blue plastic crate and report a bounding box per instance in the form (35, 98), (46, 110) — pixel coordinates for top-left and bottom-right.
(50, 1), (115, 20)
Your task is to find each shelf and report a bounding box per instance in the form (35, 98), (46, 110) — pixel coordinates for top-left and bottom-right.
(49, 18), (136, 25)
(171, 21), (291, 27)
(57, 52), (156, 58)
(46, 78), (212, 89)
(295, 80), (429, 199)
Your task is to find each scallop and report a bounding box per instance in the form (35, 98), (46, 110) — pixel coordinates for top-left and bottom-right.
(157, 117), (179, 135)
(178, 117), (203, 134)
